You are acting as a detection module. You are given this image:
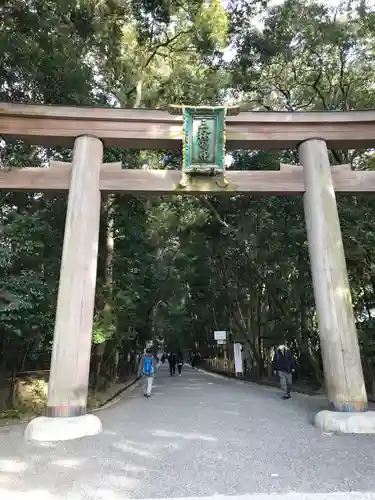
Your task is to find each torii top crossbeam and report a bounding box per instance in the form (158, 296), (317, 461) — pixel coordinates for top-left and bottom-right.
(1, 102), (375, 150)
(1, 102), (375, 194)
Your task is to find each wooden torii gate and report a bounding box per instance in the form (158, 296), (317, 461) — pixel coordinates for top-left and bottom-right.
(1, 102), (375, 440)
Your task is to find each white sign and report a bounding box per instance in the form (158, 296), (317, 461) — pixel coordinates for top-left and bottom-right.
(214, 331), (227, 341)
(233, 343), (243, 375)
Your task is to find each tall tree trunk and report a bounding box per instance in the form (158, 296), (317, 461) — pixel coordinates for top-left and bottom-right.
(298, 287), (322, 388)
(93, 195), (115, 389)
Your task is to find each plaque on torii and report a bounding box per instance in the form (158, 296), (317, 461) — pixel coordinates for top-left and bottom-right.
(168, 105), (240, 191)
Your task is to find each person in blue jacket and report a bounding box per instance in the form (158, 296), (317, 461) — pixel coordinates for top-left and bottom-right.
(138, 348), (156, 398)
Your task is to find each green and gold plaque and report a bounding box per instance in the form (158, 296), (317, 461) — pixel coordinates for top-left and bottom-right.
(168, 105), (240, 190)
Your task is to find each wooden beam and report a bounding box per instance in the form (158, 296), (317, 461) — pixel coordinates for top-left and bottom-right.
(280, 163), (352, 171)
(49, 160), (123, 169)
(100, 168), (307, 194)
(0, 168), (70, 191)
(1, 167), (375, 194)
(1, 102), (375, 150)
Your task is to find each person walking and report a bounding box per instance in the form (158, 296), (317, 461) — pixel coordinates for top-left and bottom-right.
(138, 348), (156, 397)
(176, 350), (184, 376)
(168, 352), (176, 376)
(273, 344), (296, 399)
(191, 351), (201, 369)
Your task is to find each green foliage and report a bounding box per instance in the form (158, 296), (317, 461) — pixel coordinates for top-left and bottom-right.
(92, 309), (116, 345)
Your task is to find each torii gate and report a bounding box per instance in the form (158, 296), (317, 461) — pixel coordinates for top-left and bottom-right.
(1, 102), (375, 441)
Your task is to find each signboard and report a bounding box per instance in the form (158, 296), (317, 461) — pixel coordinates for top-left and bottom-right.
(214, 331), (227, 341)
(233, 343), (243, 375)
(168, 105), (240, 190)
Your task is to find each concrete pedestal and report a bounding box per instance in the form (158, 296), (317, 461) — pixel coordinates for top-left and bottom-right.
(25, 414), (102, 442)
(299, 138), (367, 414)
(315, 410), (375, 434)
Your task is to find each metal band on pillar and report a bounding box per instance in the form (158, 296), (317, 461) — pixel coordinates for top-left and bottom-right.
(46, 406), (86, 418)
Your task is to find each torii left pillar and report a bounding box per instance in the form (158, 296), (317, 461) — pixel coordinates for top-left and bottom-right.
(25, 135), (103, 442)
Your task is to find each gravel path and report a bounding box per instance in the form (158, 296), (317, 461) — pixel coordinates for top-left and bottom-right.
(0, 364), (375, 499)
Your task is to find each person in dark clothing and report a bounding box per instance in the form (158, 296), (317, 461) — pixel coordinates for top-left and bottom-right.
(168, 352), (176, 376)
(176, 351), (184, 376)
(273, 344), (296, 399)
(191, 351), (201, 369)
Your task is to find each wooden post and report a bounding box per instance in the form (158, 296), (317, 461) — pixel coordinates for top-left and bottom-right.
(46, 135), (103, 417)
(299, 138), (367, 412)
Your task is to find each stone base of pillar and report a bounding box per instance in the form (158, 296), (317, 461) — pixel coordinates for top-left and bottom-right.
(24, 414), (102, 442)
(315, 410), (375, 434)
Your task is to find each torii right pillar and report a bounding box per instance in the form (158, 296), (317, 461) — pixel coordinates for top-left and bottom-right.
(299, 138), (375, 434)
